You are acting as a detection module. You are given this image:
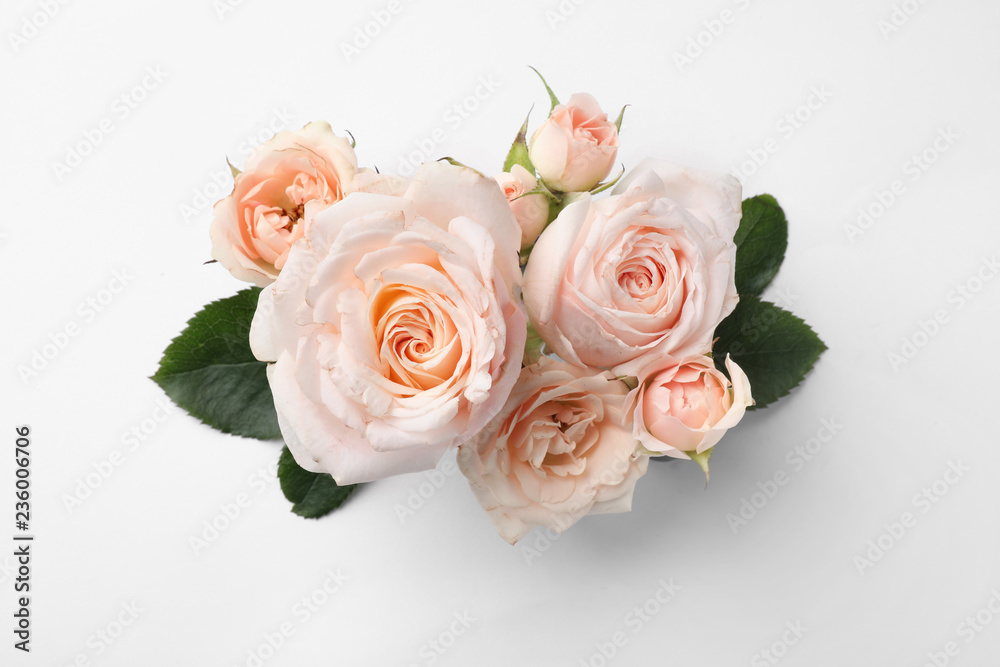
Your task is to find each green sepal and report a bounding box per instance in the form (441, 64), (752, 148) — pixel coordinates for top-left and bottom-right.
(614, 104), (629, 133)
(437, 156), (486, 177)
(689, 449), (712, 486)
(528, 66), (560, 111)
(523, 321), (545, 366)
(589, 165), (626, 195)
(503, 109), (535, 174)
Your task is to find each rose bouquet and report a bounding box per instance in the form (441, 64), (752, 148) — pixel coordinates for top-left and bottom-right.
(153, 71), (825, 543)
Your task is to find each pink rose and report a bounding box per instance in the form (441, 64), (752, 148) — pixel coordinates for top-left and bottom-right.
(528, 93), (619, 192)
(210, 121), (358, 287)
(523, 160), (742, 376)
(457, 357), (648, 544)
(347, 169), (409, 197)
(627, 354), (753, 459)
(249, 162), (526, 485)
(494, 164), (549, 250)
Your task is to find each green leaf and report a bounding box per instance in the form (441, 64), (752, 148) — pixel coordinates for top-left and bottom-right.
(733, 195), (788, 296)
(278, 446), (359, 518)
(151, 287), (281, 439)
(528, 66), (560, 111)
(712, 295), (826, 409)
(503, 109), (535, 174)
(227, 158), (241, 179)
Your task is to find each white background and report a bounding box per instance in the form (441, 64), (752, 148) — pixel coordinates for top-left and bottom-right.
(3, 0), (999, 665)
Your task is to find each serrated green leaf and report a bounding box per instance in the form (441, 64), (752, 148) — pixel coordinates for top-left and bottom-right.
(278, 446), (359, 519)
(712, 295), (826, 409)
(503, 109), (535, 174)
(151, 287), (280, 439)
(734, 195), (788, 296)
(528, 66), (559, 111)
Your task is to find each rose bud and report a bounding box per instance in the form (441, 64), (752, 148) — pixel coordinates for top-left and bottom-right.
(528, 93), (619, 193)
(626, 354), (753, 460)
(494, 165), (548, 250)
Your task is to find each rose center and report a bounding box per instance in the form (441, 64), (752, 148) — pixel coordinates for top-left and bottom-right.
(281, 173), (333, 228)
(573, 126), (597, 143)
(517, 400), (596, 477)
(371, 285), (461, 392)
(662, 379), (711, 430)
(618, 257), (665, 301)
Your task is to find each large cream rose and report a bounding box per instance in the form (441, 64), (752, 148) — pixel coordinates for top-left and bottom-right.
(210, 121), (358, 287)
(250, 161), (526, 485)
(523, 159), (742, 376)
(457, 357), (648, 544)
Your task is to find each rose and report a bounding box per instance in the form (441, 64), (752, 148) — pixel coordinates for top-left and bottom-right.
(627, 354), (753, 459)
(210, 121), (358, 287)
(457, 357), (648, 544)
(523, 159), (742, 376)
(528, 93), (619, 193)
(347, 168), (409, 197)
(249, 161), (526, 485)
(494, 164), (549, 250)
